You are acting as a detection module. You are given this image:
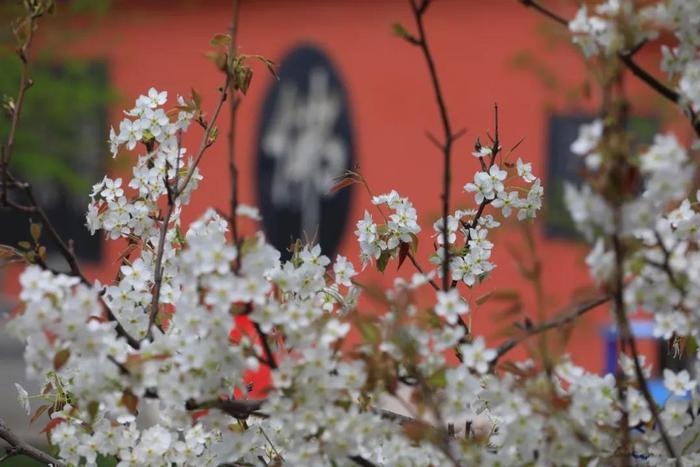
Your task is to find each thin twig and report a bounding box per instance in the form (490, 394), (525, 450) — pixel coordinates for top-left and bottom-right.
(176, 76), (231, 195)
(12, 181), (87, 281)
(145, 200), (173, 340)
(407, 253), (440, 291)
(144, 76), (231, 341)
(618, 52), (679, 104)
(253, 322), (278, 369)
(0, 417), (67, 467)
(407, 0), (456, 291)
(520, 0), (568, 26)
(185, 397), (266, 419)
(1, 11), (36, 206)
(612, 232), (680, 464)
(652, 231), (685, 297)
(184, 396), (417, 427)
(492, 294), (611, 366)
(610, 228), (633, 464)
(228, 0), (242, 246)
(348, 455), (379, 467)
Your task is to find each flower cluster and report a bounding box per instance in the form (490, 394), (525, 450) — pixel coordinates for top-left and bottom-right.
(570, 0), (700, 116)
(654, 0), (700, 112)
(568, 1), (658, 58)
(430, 154), (543, 288)
(355, 190), (420, 270)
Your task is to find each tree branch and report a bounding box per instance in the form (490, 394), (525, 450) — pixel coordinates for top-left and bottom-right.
(612, 232), (679, 464)
(492, 293), (611, 366)
(618, 50), (679, 104)
(407, 253), (440, 291)
(650, 231), (686, 298)
(227, 0), (242, 247)
(0, 417), (66, 467)
(348, 455), (379, 467)
(407, 0), (456, 291)
(520, 0), (567, 27)
(185, 396), (419, 427)
(0, 9), (37, 207)
(253, 322), (278, 370)
(185, 397), (266, 419)
(145, 197), (174, 340)
(177, 77), (231, 195)
(145, 76), (231, 341)
(10, 180), (87, 282)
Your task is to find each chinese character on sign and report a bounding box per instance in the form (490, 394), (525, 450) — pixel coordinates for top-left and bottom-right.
(256, 45), (354, 259)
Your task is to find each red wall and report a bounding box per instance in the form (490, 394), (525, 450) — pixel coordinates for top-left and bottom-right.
(6, 0), (693, 373)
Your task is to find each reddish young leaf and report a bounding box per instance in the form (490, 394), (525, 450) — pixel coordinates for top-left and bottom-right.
(401, 420), (432, 443)
(329, 177), (355, 194)
(191, 408), (210, 422)
(121, 390), (139, 415)
(40, 417), (64, 434)
(30, 404), (49, 425)
(397, 242), (410, 270)
(53, 349), (70, 370)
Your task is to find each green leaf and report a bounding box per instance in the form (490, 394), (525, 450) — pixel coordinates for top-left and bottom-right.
(208, 126), (219, 144)
(377, 250), (391, 272)
(234, 65), (253, 94)
(358, 321), (380, 345)
(392, 22), (410, 39)
(409, 233), (419, 256)
(87, 400), (100, 421)
(428, 368), (447, 388)
(210, 33), (231, 48)
(204, 51), (227, 71)
(191, 88), (202, 110)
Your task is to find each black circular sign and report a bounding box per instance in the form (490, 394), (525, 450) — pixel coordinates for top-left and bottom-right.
(255, 44), (354, 260)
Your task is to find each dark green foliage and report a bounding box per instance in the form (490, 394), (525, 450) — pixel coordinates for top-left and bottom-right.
(0, 56), (113, 195)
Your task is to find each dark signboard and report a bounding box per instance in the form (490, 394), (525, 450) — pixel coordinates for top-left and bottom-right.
(256, 44), (354, 259)
(544, 114), (657, 239)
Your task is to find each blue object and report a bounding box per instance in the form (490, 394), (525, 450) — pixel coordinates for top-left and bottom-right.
(602, 320), (672, 404)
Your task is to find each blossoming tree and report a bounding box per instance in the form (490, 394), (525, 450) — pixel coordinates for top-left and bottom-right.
(2, 0), (700, 465)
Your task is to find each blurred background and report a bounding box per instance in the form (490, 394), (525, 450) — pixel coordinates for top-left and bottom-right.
(0, 0), (694, 457)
